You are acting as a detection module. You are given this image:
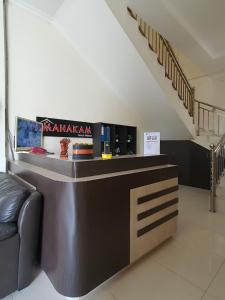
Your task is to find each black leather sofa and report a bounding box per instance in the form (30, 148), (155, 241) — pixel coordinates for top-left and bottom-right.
(0, 173), (42, 299)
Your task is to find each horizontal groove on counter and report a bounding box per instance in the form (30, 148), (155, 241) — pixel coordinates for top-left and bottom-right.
(138, 198), (178, 220)
(137, 210), (178, 237)
(137, 185), (178, 205)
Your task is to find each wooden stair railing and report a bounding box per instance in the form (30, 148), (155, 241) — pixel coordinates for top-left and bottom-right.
(127, 7), (225, 139)
(127, 7), (225, 213)
(127, 7), (195, 118)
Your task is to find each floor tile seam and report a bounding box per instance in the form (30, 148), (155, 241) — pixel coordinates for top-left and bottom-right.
(173, 237), (225, 254)
(200, 290), (221, 300)
(108, 290), (117, 300)
(200, 291), (207, 300)
(201, 258), (225, 300)
(174, 230), (225, 242)
(152, 240), (225, 292)
(156, 236), (225, 260)
(201, 292), (220, 300)
(176, 222), (225, 239)
(151, 258), (205, 292)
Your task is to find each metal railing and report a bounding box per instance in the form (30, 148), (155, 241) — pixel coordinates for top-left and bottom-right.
(210, 134), (225, 212)
(127, 7), (225, 139)
(127, 7), (195, 118)
(194, 99), (225, 136)
(127, 7), (225, 213)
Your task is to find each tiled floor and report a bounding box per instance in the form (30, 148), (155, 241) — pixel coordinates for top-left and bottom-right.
(3, 182), (225, 300)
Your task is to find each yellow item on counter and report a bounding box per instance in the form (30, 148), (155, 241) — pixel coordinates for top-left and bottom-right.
(102, 153), (112, 160)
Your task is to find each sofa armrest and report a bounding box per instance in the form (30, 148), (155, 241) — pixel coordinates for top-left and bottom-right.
(17, 191), (43, 290)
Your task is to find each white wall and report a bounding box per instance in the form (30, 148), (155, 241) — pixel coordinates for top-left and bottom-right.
(190, 77), (225, 109)
(0, 1), (6, 171)
(7, 2), (143, 156)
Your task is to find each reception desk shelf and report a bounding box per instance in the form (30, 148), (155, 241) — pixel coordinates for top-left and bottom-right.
(93, 122), (136, 157)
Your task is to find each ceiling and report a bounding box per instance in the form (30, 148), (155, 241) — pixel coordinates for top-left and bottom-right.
(12, 0), (65, 18)
(128, 0), (225, 76)
(12, 0), (225, 77)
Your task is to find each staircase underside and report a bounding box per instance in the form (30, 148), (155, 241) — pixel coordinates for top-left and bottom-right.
(54, 0), (196, 140)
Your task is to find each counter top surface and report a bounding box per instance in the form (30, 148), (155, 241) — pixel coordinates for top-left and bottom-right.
(19, 153), (166, 162)
(10, 160), (176, 183)
(18, 153), (169, 178)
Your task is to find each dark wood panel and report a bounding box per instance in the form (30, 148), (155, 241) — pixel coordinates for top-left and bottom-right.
(19, 153), (169, 178)
(161, 140), (210, 189)
(138, 185), (178, 204)
(9, 160), (177, 297)
(75, 155), (169, 178)
(138, 198), (178, 220)
(137, 210), (178, 237)
(161, 140), (191, 185)
(190, 142), (210, 189)
(93, 123), (137, 157)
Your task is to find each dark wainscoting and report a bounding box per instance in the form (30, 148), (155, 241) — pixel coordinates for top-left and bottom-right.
(161, 140), (210, 189)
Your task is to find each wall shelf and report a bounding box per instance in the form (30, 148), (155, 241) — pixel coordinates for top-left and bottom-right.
(93, 123), (137, 157)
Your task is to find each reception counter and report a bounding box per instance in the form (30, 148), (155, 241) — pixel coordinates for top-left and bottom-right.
(9, 154), (178, 298)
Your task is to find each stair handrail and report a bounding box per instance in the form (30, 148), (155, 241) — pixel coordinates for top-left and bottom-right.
(162, 39), (192, 92)
(194, 99), (225, 136)
(210, 133), (225, 212)
(195, 99), (225, 113)
(127, 7), (195, 118)
(127, 7), (225, 213)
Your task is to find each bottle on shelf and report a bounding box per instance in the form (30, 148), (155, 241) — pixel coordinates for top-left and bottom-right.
(101, 125), (105, 142)
(115, 147), (120, 156)
(102, 126), (112, 159)
(127, 134), (133, 143)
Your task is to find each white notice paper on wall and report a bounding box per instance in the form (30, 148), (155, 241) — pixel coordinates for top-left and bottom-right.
(144, 132), (160, 155)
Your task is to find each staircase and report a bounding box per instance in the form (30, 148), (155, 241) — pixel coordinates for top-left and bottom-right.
(127, 7), (195, 120)
(125, 6), (225, 211)
(127, 7), (225, 139)
(55, 0), (224, 210)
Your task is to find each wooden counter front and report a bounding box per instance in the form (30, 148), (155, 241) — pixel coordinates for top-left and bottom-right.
(9, 154), (178, 298)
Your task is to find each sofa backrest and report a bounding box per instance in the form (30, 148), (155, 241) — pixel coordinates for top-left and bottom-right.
(0, 173), (30, 222)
